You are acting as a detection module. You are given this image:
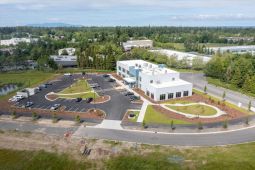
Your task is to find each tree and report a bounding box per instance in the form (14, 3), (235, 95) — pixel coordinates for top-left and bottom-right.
(204, 85), (207, 94)
(222, 91), (226, 101)
(248, 101), (252, 111)
(61, 49), (68, 55)
(52, 113), (58, 123)
(32, 112), (38, 121)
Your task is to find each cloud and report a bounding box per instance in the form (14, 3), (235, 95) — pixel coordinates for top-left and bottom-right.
(170, 14), (255, 21)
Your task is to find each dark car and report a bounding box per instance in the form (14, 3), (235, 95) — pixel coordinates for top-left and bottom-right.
(45, 82), (53, 86)
(76, 97), (82, 102)
(108, 78), (116, 82)
(124, 91), (134, 96)
(90, 84), (100, 88)
(84, 97), (93, 103)
(129, 95), (139, 101)
(103, 74), (110, 78)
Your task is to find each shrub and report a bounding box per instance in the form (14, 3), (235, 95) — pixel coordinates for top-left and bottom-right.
(32, 112), (38, 121)
(223, 120), (228, 129)
(245, 116), (249, 125)
(197, 121), (203, 130)
(52, 113), (58, 123)
(75, 115), (81, 124)
(11, 111), (17, 119)
(142, 120), (147, 129)
(171, 120), (175, 130)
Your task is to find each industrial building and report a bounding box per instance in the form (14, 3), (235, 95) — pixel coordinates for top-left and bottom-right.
(117, 60), (192, 101)
(50, 55), (77, 67)
(122, 40), (153, 51)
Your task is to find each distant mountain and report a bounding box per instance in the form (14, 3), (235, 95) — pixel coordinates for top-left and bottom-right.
(26, 23), (83, 27)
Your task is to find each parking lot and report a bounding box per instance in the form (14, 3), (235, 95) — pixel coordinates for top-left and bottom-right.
(16, 73), (142, 120)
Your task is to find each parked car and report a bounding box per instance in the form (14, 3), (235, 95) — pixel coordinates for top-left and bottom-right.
(25, 101), (34, 108)
(84, 97), (93, 103)
(64, 73), (72, 76)
(90, 84), (100, 88)
(45, 82), (53, 86)
(103, 74), (110, 78)
(39, 84), (47, 88)
(129, 95), (139, 101)
(50, 104), (61, 110)
(108, 78), (116, 82)
(124, 91), (134, 96)
(8, 96), (19, 102)
(76, 97), (82, 102)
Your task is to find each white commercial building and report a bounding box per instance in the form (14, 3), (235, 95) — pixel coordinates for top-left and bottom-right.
(209, 45), (255, 55)
(123, 40), (153, 51)
(117, 60), (192, 101)
(50, 55), (77, 67)
(0, 38), (38, 46)
(150, 49), (211, 65)
(58, 48), (76, 55)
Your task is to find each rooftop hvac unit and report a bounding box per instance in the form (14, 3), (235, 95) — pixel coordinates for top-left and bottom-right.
(156, 81), (161, 84)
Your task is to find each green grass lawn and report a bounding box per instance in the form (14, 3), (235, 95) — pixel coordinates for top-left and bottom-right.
(0, 71), (57, 100)
(167, 104), (217, 116)
(0, 149), (91, 170)
(144, 105), (191, 125)
(58, 92), (98, 99)
(60, 79), (92, 94)
(193, 89), (253, 115)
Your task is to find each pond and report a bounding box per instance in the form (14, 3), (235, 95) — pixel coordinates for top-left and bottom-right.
(0, 84), (18, 96)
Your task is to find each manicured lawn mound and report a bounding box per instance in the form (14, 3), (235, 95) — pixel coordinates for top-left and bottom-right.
(167, 104), (218, 116)
(0, 149), (91, 170)
(58, 92), (98, 99)
(58, 79), (99, 99)
(60, 79), (91, 94)
(144, 105), (191, 125)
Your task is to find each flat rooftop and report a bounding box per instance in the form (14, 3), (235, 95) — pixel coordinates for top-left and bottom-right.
(150, 79), (192, 89)
(118, 60), (178, 75)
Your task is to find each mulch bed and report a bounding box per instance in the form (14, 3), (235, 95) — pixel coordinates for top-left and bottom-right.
(152, 94), (248, 123)
(133, 88), (156, 103)
(14, 107), (105, 119)
(46, 94), (58, 101)
(111, 73), (123, 81)
(93, 95), (110, 104)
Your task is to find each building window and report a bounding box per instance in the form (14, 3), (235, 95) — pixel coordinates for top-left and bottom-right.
(118, 66), (121, 70)
(176, 92), (182, 98)
(183, 91), (189, 97)
(151, 93), (154, 99)
(168, 93), (174, 99)
(146, 91), (150, 96)
(160, 94), (166, 101)
(118, 72), (121, 76)
(122, 68), (125, 73)
(150, 80), (153, 84)
(127, 71), (130, 75)
(139, 77), (142, 81)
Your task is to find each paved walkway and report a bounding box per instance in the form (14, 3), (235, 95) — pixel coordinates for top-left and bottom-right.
(137, 100), (149, 122)
(93, 120), (123, 130)
(160, 102), (226, 118)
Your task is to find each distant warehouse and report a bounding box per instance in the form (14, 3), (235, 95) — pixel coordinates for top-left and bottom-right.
(123, 40), (153, 51)
(50, 55), (77, 67)
(208, 45), (255, 55)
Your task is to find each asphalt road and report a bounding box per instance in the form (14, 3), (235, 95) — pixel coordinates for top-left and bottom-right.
(180, 73), (255, 108)
(74, 126), (255, 146)
(15, 73), (142, 121)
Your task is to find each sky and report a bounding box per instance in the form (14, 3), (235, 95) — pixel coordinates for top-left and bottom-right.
(0, 0), (255, 27)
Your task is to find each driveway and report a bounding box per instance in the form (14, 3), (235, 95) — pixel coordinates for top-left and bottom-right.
(180, 73), (255, 108)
